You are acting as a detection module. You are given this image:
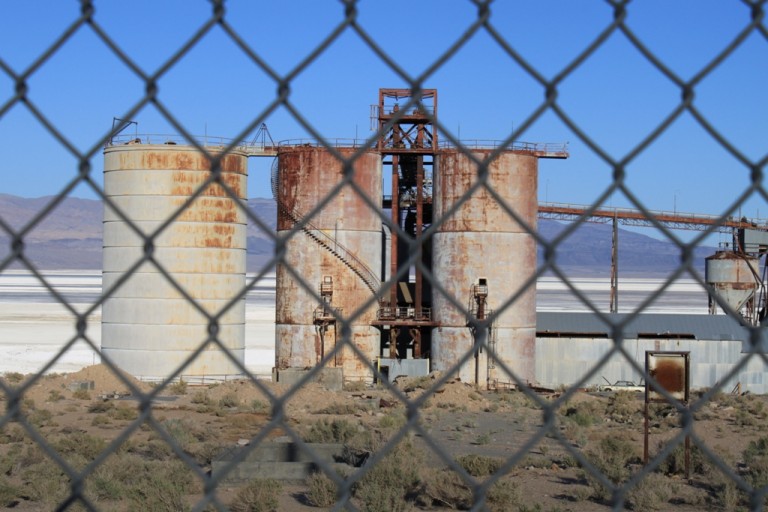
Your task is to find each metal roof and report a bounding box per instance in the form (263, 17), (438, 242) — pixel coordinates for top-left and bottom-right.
(536, 312), (753, 343)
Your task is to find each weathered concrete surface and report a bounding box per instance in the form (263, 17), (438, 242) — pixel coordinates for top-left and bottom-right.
(212, 441), (350, 483)
(272, 367), (344, 391)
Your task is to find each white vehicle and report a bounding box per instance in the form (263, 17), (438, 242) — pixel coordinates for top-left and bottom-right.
(599, 379), (645, 393)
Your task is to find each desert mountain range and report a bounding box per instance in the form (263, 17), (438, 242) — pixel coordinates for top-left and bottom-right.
(0, 194), (713, 276)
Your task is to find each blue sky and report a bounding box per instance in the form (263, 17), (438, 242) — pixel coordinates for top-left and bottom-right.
(0, 0), (766, 235)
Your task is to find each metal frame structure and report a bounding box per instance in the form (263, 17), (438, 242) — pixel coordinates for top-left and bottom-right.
(374, 89), (439, 360)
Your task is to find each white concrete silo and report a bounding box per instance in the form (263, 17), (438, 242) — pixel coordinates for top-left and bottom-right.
(102, 141), (247, 380)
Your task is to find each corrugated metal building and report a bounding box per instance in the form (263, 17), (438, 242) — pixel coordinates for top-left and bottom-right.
(535, 312), (768, 393)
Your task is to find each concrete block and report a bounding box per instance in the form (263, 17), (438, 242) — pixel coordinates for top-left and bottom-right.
(273, 367), (344, 391)
(213, 441), (349, 483)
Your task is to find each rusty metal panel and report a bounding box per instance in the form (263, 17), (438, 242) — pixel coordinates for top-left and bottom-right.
(105, 196), (247, 224)
(102, 144), (247, 379)
(103, 221), (246, 249)
(276, 146), (382, 231)
(435, 149), (538, 233)
(646, 351), (690, 402)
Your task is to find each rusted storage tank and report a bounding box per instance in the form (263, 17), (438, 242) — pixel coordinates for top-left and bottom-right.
(275, 144), (382, 382)
(432, 148), (538, 386)
(706, 251), (759, 314)
(102, 142), (247, 379)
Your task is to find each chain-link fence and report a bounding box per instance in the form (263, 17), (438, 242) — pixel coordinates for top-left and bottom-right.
(2, 1), (768, 510)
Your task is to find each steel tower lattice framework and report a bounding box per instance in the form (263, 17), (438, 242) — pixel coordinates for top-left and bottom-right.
(374, 88), (439, 359)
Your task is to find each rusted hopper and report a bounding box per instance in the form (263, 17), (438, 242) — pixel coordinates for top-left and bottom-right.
(431, 148), (538, 387)
(706, 250), (761, 322)
(102, 142), (247, 379)
(274, 144), (382, 382)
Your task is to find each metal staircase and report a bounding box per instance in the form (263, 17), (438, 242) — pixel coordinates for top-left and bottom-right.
(271, 159), (381, 297)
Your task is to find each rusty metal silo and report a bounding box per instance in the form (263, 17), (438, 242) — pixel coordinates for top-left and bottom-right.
(102, 141), (247, 380)
(274, 143), (382, 382)
(706, 251), (761, 322)
(431, 147), (538, 387)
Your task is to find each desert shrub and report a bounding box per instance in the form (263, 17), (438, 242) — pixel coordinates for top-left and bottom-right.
(420, 468), (520, 511)
(379, 411), (406, 431)
(218, 392), (239, 409)
(0, 425), (25, 444)
(87, 453), (141, 502)
(91, 414), (111, 427)
(2, 372), (24, 384)
(27, 407), (54, 428)
(420, 469), (473, 509)
(307, 471), (338, 508)
(88, 455), (193, 511)
(486, 478), (521, 511)
(251, 399), (270, 414)
(743, 436), (768, 489)
(125, 459), (194, 511)
(402, 375), (432, 392)
(353, 440), (422, 512)
(708, 472), (741, 510)
(657, 441), (707, 476)
(606, 392), (641, 424)
(109, 404), (138, 421)
(47, 389), (64, 402)
(735, 407), (759, 428)
(742, 395), (766, 416)
(15, 444), (45, 472)
(157, 418), (197, 452)
(190, 441), (228, 466)
(230, 478), (282, 512)
(142, 439), (172, 460)
(344, 380), (368, 392)
(52, 431), (107, 461)
(626, 472), (672, 511)
(168, 378), (187, 395)
(315, 402), (368, 415)
(191, 390), (212, 405)
(456, 454), (504, 477)
(0, 477), (20, 508)
(303, 418), (358, 444)
(563, 400), (602, 427)
(584, 435), (639, 501)
(474, 433), (491, 445)
(562, 420), (588, 448)
(499, 390), (537, 408)
(72, 388), (91, 400)
(0, 445), (20, 476)
(21, 460), (69, 505)
(88, 400), (115, 413)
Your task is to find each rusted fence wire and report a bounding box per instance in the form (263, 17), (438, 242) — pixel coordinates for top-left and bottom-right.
(1, 1), (767, 511)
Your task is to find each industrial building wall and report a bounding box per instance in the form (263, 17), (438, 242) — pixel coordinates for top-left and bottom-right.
(535, 337), (764, 393)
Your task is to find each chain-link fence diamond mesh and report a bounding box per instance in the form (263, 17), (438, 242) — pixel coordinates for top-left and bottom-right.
(1, 1), (768, 511)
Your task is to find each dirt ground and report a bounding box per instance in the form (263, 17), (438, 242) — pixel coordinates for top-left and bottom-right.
(1, 365), (767, 511)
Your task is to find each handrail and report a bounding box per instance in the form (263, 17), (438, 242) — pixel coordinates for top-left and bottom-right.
(106, 133), (268, 151)
(439, 140), (568, 154)
(277, 138), (376, 149)
(278, 203), (381, 296)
